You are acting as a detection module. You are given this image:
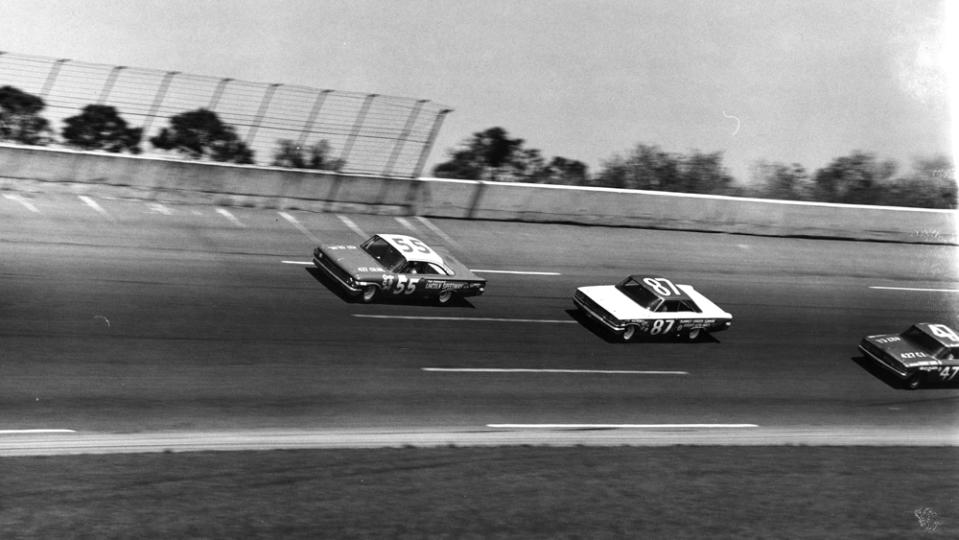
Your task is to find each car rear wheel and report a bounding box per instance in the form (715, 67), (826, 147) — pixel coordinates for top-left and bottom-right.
(622, 325), (638, 342)
(361, 285), (378, 303)
(437, 291), (454, 305)
(906, 372), (921, 390)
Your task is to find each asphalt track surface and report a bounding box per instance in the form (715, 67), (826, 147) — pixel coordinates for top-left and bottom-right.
(2, 191), (958, 455)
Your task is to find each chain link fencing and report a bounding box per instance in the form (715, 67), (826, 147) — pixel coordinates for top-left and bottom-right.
(0, 51), (451, 178)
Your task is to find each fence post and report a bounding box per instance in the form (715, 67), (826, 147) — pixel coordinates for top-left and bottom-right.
(40, 58), (69, 99)
(411, 108), (451, 179)
(382, 99), (425, 178)
(246, 83), (281, 147)
(209, 78), (232, 110)
(296, 89), (331, 147)
(139, 71), (179, 144)
(338, 93), (377, 170)
(97, 65), (126, 104)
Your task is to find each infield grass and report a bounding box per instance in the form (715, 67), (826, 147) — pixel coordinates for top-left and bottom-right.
(2, 446), (957, 539)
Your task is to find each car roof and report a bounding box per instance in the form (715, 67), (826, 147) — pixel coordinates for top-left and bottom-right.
(376, 234), (445, 266)
(909, 323), (959, 347)
(623, 274), (694, 302)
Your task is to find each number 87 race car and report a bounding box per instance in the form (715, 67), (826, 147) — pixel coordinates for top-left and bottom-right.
(573, 275), (733, 341)
(312, 234), (486, 304)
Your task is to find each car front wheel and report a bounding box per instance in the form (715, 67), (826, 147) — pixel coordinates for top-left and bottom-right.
(437, 290), (454, 305)
(361, 285), (378, 303)
(906, 372), (921, 390)
(687, 328), (702, 341)
(622, 325), (638, 342)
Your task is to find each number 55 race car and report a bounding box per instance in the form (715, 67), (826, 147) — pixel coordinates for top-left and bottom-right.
(573, 275), (733, 341)
(858, 323), (959, 389)
(312, 234), (486, 304)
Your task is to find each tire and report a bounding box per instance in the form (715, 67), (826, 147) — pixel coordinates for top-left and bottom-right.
(687, 328), (702, 341)
(361, 285), (378, 303)
(622, 324), (638, 342)
(437, 290), (454, 305)
(906, 372), (921, 390)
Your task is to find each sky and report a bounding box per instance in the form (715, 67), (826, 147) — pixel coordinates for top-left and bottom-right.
(1, 0), (954, 183)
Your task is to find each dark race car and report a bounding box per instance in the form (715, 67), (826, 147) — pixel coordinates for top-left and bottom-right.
(574, 274), (733, 341)
(858, 323), (959, 389)
(312, 233), (486, 304)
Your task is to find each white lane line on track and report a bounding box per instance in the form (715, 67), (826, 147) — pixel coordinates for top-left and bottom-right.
(78, 195), (116, 222)
(415, 216), (463, 250)
(146, 202), (173, 215)
(216, 208), (245, 227)
(282, 260), (314, 265)
(337, 214), (368, 238)
(487, 424), (759, 429)
(3, 193), (39, 212)
(394, 216), (418, 232)
(355, 314), (577, 324)
(870, 286), (959, 293)
(0, 429), (76, 435)
(423, 368), (688, 375)
(471, 269), (562, 276)
(279, 211), (321, 243)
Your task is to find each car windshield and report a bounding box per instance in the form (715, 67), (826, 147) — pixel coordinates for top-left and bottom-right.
(615, 278), (661, 310)
(361, 237), (405, 272)
(902, 327), (947, 357)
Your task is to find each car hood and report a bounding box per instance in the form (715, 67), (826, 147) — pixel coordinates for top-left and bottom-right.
(577, 285), (651, 320)
(862, 334), (951, 368)
(320, 245), (385, 275)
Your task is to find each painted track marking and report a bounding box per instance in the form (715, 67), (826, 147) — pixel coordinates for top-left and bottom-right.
(279, 211), (321, 243)
(423, 368), (687, 375)
(78, 195), (116, 222)
(471, 269), (561, 276)
(870, 286), (959, 293)
(0, 429), (76, 435)
(415, 216), (462, 250)
(394, 216), (418, 232)
(3, 193), (39, 212)
(282, 260), (314, 265)
(146, 202), (173, 215)
(487, 424), (759, 429)
(355, 314), (576, 324)
(337, 214), (368, 238)
(216, 208), (245, 227)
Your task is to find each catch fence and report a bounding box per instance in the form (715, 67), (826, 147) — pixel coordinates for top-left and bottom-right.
(0, 51), (451, 178)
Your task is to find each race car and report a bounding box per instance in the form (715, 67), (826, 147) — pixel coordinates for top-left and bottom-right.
(858, 323), (959, 389)
(312, 233), (486, 304)
(573, 274), (732, 341)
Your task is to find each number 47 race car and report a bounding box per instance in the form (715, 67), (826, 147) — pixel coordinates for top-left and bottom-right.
(312, 234), (486, 304)
(573, 275), (733, 341)
(858, 323), (959, 389)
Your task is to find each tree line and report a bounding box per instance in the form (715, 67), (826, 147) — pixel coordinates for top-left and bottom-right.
(0, 85), (342, 171)
(432, 127), (956, 209)
(2, 84), (954, 209)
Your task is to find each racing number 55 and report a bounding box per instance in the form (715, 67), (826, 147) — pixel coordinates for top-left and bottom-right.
(392, 237), (432, 254)
(392, 275), (419, 295)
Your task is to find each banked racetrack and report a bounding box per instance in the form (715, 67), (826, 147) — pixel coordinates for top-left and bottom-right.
(1, 191), (958, 455)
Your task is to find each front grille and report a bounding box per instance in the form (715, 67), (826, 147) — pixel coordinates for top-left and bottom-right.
(315, 254), (354, 286)
(575, 291), (619, 327)
(860, 341), (907, 376)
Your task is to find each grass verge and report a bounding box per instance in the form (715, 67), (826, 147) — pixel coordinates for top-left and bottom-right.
(2, 446), (957, 538)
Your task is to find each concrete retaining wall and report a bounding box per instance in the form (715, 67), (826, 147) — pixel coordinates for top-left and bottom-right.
(1, 144), (955, 244)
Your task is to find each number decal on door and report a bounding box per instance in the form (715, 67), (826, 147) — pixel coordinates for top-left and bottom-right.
(392, 275), (419, 295)
(649, 320), (676, 335)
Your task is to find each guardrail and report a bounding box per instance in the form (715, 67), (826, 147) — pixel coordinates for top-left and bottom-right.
(1, 144), (955, 244)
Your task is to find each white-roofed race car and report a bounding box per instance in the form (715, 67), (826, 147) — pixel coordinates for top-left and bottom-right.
(573, 275), (733, 341)
(312, 233), (486, 304)
(858, 323), (959, 389)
